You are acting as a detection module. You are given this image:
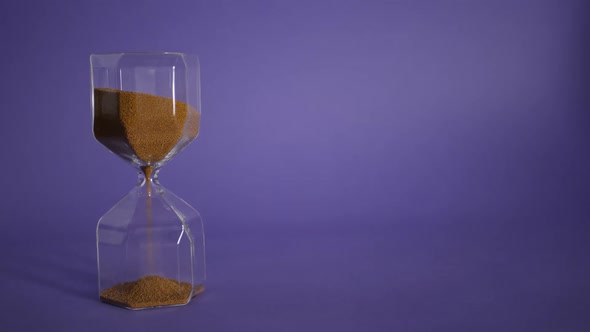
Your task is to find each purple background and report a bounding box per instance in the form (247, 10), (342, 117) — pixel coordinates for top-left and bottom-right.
(1, 0), (589, 330)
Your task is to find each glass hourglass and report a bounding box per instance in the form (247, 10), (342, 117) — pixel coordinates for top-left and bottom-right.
(90, 53), (205, 309)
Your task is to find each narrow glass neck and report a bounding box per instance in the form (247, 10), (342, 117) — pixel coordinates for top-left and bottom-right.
(138, 166), (160, 193)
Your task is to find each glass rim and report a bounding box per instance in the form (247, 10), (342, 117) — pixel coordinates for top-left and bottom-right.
(90, 52), (197, 57)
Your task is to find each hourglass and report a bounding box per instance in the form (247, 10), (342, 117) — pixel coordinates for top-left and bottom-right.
(90, 53), (205, 309)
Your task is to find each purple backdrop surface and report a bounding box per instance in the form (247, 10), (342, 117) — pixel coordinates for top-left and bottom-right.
(0, 0), (589, 331)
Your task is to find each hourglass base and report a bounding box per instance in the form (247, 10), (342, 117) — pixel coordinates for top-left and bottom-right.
(99, 276), (205, 310)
